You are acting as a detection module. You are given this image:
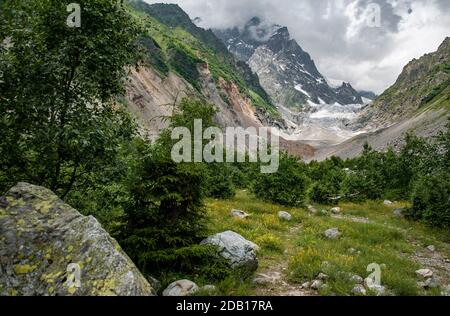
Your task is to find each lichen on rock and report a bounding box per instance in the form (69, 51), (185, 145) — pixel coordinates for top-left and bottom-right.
(0, 183), (155, 296)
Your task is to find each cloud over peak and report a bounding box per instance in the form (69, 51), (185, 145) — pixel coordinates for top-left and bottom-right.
(144, 0), (450, 94)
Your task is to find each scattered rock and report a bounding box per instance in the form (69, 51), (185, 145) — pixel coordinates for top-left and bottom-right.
(427, 245), (436, 252)
(352, 284), (367, 295)
(330, 207), (341, 214)
(278, 211), (292, 221)
(365, 277), (386, 296)
(324, 228), (341, 239)
(163, 280), (199, 296)
(307, 205), (318, 215)
(0, 183), (155, 296)
(367, 284), (386, 296)
(383, 200), (393, 205)
(350, 275), (364, 284)
(418, 277), (439, 289)
(230, 209), (250, 219)
(317, 273), (329, 281)
(393, 208), (404, 217)
(416, 269), (434, 279)
(201, 231), (258, 274)
(301, 281), (311, 289)
(310, 280), (323, 290)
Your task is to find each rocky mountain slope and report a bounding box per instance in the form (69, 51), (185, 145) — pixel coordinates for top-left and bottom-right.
(315, 38), (450, 160)
(124, 1), (314, 156)
(214, 18), (366, 112)
(354, 37), (450, 131)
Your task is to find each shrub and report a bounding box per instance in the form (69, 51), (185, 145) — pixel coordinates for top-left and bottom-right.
(251, 152), (310, 207)
(406, 171), (450, 228)
(204, 163), (236, 199)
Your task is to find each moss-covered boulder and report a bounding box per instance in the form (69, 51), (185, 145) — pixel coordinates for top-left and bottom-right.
(0, 183), (155, 296)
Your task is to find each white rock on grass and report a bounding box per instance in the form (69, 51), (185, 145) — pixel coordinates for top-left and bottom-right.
(301, 281), (311, 289)
(365, 278), (386, 296)
(427, 245), (436, 252)
(352, 284), (367, 295)
(367, 284), (386, 296)
(330, 207), (341, 214)
(418, 277), (439, 289)
(310, 280), (323, 290)
(350, 275), (364, 284)
(278, 211), (292, 221)
(383, 200), (393, 205)
(230, 209), (250, 219)
(307, 205), (318, 215)
(416, 269), (434, 279)
(324, 228), (341, 239)
(163, 280), (199, 296)
(317, 273), (329, 280)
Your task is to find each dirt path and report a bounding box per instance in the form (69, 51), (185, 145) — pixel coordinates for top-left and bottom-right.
(253, 264), (316, 296)
(253, 224), (317, 296)
(409, 240), (450, 289)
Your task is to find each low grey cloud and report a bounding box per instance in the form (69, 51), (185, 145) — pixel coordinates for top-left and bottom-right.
(144, 0), (450, 94)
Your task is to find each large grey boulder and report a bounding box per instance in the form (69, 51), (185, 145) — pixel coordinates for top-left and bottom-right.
(201, 231), (258, 274)
(0, 183), (154, 296)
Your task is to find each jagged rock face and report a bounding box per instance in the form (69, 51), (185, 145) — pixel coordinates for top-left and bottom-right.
(356, 37), (450, 130)
(215, 18), (364, 111)
(0, 183), (154, 296)
(214, 17), (279, 62)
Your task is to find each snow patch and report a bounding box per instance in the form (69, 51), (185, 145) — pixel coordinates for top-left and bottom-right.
(294, 84), (310, 97)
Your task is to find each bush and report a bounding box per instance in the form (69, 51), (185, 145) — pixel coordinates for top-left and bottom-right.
(405, 172), (450, 228)
(341, 144), (384, 201)
(310, 182), (336, 204)
(251, 152), (310, 207)
(204, 163), (236, 199)
(307, 158), (344, 204)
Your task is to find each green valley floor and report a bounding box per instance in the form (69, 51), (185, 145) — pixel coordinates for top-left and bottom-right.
(203, 191), (450, 296)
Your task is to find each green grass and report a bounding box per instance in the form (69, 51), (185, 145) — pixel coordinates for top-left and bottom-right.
(202, 190), (450, 296)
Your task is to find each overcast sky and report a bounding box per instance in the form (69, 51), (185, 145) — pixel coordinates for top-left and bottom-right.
(144, 0), (450, 94)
